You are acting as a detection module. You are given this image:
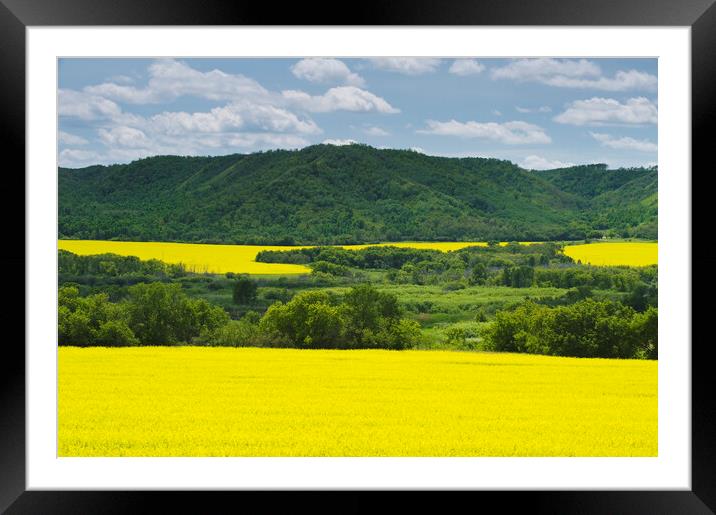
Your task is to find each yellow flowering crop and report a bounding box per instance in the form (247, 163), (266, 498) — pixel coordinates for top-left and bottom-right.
(341, 241), (491, 251)
(58, 240), (312, 275)
(57, 240), (538, 275)
(59, 347), (657, 457)
(563, 242), (658, 267)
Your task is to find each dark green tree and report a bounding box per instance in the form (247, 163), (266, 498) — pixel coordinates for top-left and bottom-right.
(233, 276), (258, 304)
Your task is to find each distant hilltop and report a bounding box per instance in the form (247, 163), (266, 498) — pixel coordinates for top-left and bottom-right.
(59, 144), (657, 245)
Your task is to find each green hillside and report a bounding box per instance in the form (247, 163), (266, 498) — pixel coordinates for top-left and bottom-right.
(59, 144), (657, 244)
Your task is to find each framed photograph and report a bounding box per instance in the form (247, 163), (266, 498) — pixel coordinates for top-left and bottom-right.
(5, 0), (713, 512)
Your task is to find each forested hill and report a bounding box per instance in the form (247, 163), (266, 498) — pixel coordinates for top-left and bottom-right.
(59, 144), (657, 245)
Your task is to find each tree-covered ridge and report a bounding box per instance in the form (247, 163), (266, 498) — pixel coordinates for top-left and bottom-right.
(59, 144), (657, 244)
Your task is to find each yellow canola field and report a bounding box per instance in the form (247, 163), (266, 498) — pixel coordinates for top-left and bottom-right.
(58, 240), (312, 275)
(59, 347), (657, 457)
(563, 242), (657, 267)
(57, 240), (534, 275)
(341, 241), (534, 251)
(58, 239), (657, 274)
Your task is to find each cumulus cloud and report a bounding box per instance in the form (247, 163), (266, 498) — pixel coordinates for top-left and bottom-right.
(282, 86), (399, 113)
(226, 133), (310, 149)
(493, 58), (599, 80)
(322, 139), (358, 146)
(417, 119), (551, 144)
(58, 89), (123, 121)
(59, 148), (101, 167)
(520, 155), (575, 170)
(364, 126), (390, 136)
(106, 74), (135, 84)
(545, 70), (657, 91)
(58, 131), (89, 145)
(515, 105), (552, 114)
(60, 97), (319, 167)
(291, 58), (365, 86)
(148, 101), (321, 136)
(369, 58), (441, 75)
(590, 132), (657, 152)
(84, 59), (270, 104)
(60, 131), (311, 168)
(554, 97), (657, 126)
(98, 126), (151, 148)
(492, 58), (657, 92)
(59, 59), (411, 164)
(448, 59), (485, 76)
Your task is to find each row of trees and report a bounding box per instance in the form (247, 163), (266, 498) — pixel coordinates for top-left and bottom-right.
(59, 283), (228, 346)
(256, 242), (566, 269)
(257, 243), (572, 287)
(59, 250), (187, 287)
(59, 282), (421, 350)
(202, 285), (421, 349)
(60, 281), (657, 358)
(483, 299), (657, 359)
(255, 244), (658, 311)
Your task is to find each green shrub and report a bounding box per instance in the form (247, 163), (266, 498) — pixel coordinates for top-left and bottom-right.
(233, 275), (258, 304)
(483, 299), (657, 359)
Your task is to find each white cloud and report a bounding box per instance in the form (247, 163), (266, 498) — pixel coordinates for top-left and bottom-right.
(291, 58), (365, 87)
(148, 101), (321, 136)
(58, 131), (89, 145)
(429, 151), (490, 158)
(322, 139), (358, 146)
(492, 110), (502, 117)
(544, 70), (657, 91)
(58, 89), (123, 121)
(62, 131), (312, 168)
(448, 59), (485, 76)
(516, 106), (552, 114)
(59, 149), (101, 167)
(417, 119), (551, 145)
(282, 86), (399, 114)
(364, 126), (390, 136)
(369, 58), (441, 75)
(60, 59), (338, 164)
(410, 147), (425, 154)
(62, 98), (320, 165)
(226, 133), (310, 149)
(493, 58), (599, 81)
(590, 132), (657, 152)
(107, 75), (135, 85)
(492, 58), (657, 92)
(84, 59), (270, 104)
(520, 155), (575, 170)
(554, 97), (657, 126)
(98, 126), (151, 148)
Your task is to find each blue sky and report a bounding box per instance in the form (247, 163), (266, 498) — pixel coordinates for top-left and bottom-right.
(58, 57), (657, 170)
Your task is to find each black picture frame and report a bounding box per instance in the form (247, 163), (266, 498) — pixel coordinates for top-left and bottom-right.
(3, 1), (713, 513)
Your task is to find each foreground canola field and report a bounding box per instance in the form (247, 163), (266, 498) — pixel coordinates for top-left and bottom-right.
(563, 242), (657, 267)
(58, 347), (657, 457)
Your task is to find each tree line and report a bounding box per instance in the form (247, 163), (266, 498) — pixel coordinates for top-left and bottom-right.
(59, 282), (420, 350)
(257, 244), (658, 311)
(483, 299), (657, 359)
